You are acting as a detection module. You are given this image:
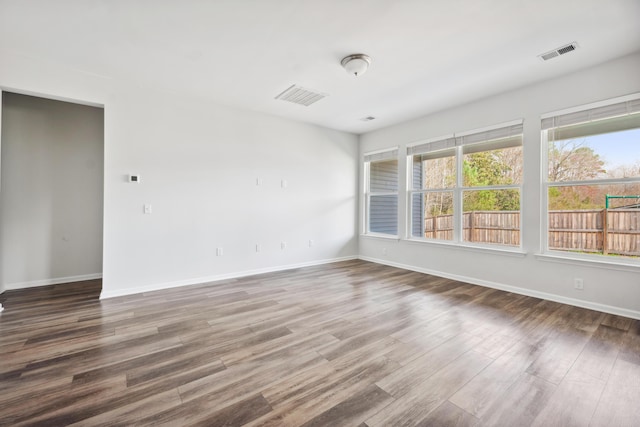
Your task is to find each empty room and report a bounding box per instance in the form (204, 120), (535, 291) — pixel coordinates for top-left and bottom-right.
(1, 1), (639, 426)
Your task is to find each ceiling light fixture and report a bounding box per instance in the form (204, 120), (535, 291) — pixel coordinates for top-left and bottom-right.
(341, 54), (371, 77)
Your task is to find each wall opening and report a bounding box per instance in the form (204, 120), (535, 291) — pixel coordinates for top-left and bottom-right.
(0, 91), (104, 297)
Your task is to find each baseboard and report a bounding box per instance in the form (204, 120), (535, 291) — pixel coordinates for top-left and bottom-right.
(5, 273), (103, 291)
(359, 256), (640, 320)
(100, 256), (358, 299)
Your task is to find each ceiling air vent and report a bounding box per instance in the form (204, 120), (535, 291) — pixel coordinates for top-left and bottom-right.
(360, 116), (376, 121)
(275, 84), (328, 106)
(539, 42), (579, 61)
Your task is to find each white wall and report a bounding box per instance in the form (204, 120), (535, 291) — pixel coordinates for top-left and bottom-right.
(103, 88), (358, 297)
(0, 50), (359, 298)
(1, 92), (104, 289)
(360, 52), (640, 318)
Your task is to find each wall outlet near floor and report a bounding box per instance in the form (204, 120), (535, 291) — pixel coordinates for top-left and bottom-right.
(382, 247), (387, 256)
(216, 247), (223, 256)
(255, 244), (261, 253)
(308, 239), (314, 247)
(574, 278), (584, 290)
(281, 241), (287, 250)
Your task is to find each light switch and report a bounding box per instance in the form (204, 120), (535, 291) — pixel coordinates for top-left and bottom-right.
(144, 204), (152, 214)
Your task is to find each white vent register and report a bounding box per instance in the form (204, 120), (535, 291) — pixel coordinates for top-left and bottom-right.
(539, 42), (579, 61)
(275, 84), (328, 106)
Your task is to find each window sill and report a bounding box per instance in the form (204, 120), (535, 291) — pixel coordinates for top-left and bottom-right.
(535, 252), (640, 272)
(360, 233), (401, 242)
(404, 238), (527, 257)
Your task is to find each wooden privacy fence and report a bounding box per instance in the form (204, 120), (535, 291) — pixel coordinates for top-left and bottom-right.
(423, 209), (640, 256)
(548, 209), (640, 256)
(423, 211), (519, 246)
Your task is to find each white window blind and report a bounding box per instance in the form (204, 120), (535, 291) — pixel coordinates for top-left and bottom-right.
(407, 137), (456, 156)
(364, 148), (398, 163)
(541, 98), (640, 130)
(542, 98), (640, 141)
(455, 122), (524, 147)
(406, 122), (523, 157)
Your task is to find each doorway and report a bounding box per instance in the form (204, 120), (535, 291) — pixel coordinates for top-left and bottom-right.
(0, 91), (104, 295)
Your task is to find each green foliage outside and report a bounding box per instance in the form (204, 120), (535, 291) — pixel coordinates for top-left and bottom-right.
(462, 150), (520, 212)
(423, 137), (638, 216)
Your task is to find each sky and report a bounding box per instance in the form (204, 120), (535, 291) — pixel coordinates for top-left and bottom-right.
(581, 127), (640, 171)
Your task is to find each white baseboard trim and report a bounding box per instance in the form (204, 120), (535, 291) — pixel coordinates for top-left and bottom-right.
(359, 256), (640, 320)
(100, 256), (358, 300)
(5, 273), (103, 291)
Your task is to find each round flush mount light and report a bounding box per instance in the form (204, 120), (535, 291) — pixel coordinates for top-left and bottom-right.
(341, 54), (371, 77)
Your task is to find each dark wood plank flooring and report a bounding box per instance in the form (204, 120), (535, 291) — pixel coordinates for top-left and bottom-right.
(1, 260), (638, 426)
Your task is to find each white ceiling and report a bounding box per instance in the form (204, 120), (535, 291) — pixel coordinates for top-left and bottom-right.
(1, 0), (639, 134)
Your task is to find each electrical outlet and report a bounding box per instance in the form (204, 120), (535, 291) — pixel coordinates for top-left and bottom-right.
(382, 247), (387, 256)
(281, 241), (287, 250)
(255, 244), (261, 253)
(216, 247), (223, 256)
(309, 239), (314, 247)
(574, 278), (584, 290)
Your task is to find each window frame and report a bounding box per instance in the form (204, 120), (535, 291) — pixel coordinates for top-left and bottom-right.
(363, 147), (399, 238)
(540, 94), (640, 264)
(407, 137), (457, 242)
(407, 121), (524, 250)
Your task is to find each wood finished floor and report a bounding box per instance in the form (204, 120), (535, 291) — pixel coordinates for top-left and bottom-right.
(1, 260), (639, 426)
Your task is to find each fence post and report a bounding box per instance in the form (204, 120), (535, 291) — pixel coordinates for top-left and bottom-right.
(469, 211), (475, 242)
(602, 209), (608, 255)
(432, 216), (437, 239)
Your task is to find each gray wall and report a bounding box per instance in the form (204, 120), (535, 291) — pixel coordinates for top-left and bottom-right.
(1, 92), (104, 289)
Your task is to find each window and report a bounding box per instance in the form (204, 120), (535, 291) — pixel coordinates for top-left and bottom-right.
(365, 148), (399, 236)
(408, 122), (523, 247)
(409, 138), (456, 241)
(542, 96), (640, 260)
